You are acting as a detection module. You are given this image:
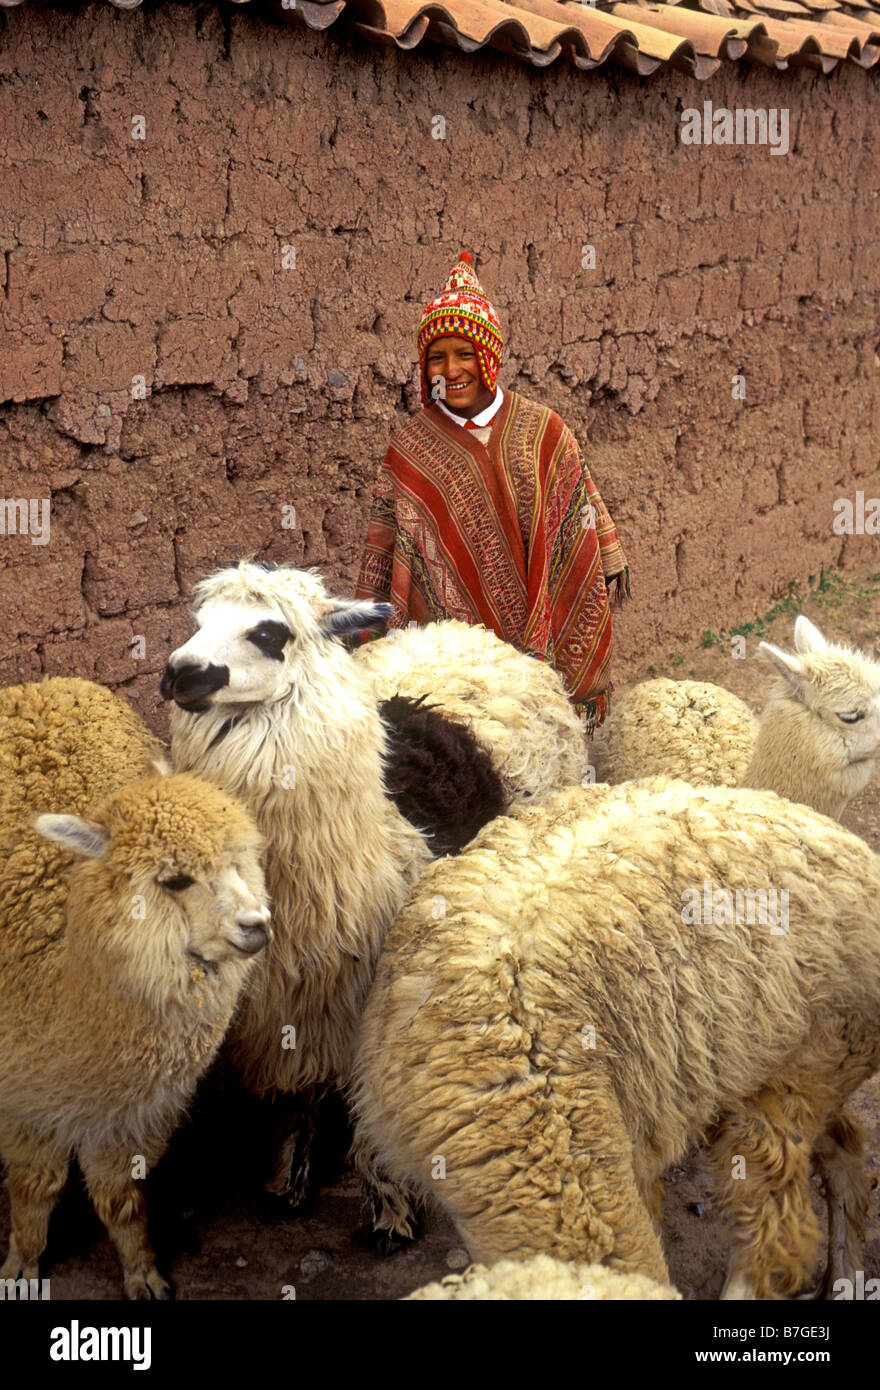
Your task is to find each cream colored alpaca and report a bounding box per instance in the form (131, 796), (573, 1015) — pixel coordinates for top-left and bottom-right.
(406, 1254), (680, 1300)
(164, 562), (432, 1098)
(352, 776), (880, 1299)
(354, 619), (586, 804)
(0, 678), (270, 1299)
(163, 562), (436, 1225)
(592, 616), (880, 819)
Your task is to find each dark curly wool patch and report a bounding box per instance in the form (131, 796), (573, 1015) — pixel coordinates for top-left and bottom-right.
(378, 694), (508, 856)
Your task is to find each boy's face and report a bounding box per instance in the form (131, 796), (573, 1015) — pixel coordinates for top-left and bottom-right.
(425, 336), (496, 415)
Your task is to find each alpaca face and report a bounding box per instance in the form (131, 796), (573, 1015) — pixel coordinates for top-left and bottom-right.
(802, 673), (880, 770)
(160, 562), (391, 713)
(761, 617), (880, 774)
(148, 849), (272, 967)
(36, 781), (272, 975)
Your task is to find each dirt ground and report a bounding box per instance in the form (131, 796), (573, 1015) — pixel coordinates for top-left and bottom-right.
(4, 563), (880, 1301)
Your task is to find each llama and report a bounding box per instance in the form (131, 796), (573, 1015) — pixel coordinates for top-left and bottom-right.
(161, 560), (509, 1227)
(406, 1254), (680, 1300)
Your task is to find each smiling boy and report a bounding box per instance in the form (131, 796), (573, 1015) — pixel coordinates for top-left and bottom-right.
(356, 252), (629, 732)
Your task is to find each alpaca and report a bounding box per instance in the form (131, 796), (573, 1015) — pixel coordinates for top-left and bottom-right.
(406, 1254), (680, 1300)
(354, 618), (587, 804)
(161, 560), (507, 1226)
(0, 674), (168, 810)
(351, 776), (880, 1299)
(592, 616), (880, 819)
(0, 678), (270, 1298)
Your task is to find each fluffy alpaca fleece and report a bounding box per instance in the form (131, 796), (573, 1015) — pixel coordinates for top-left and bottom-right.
(0, 676), (168, 812)
(352, 775), (880, 1299)
(355, 618), (588, 803)
(0, 679), (270, 1298)
(591, 678), (755, 786)
(406, 1255), (680, 1301)
(592, 617), (880, 820)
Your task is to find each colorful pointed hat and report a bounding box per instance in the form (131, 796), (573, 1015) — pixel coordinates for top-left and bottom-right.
(416, 251), (504, 406)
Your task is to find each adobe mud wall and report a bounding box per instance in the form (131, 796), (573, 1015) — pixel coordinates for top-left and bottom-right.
(1, 0), (879, 733)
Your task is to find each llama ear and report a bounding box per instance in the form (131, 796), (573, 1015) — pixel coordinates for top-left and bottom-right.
(320, 600), (393, 638)
(758, 641), (808, 695)
(34, 814), (110, 859)
(793, 615), (828, 655)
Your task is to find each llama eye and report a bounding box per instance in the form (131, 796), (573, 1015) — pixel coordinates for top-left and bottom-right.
(159, 874), (196, 892)
(246, 621), (292, 660)
(837, 711), (865, 724)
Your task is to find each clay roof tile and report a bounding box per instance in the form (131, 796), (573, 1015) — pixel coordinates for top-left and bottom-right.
(4, 0), (879, 76)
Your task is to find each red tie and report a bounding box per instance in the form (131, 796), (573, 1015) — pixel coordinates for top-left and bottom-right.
(463, 419), (480, 430)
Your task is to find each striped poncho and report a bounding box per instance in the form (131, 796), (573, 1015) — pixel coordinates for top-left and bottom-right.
(356, 388), (629, 731)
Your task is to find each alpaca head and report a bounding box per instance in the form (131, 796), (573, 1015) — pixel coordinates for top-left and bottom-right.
(758, 616), (880, 772)
(35, 771), (271, 984)
(160, 560), (391, 712)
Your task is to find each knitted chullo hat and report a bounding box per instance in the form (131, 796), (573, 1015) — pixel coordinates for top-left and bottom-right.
(416, 251), (504, 406)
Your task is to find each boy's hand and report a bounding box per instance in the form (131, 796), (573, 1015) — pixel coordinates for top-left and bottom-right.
(606, 573), (626, 605)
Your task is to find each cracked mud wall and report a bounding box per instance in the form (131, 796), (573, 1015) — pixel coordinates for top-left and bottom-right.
(1, 0), (879, 733)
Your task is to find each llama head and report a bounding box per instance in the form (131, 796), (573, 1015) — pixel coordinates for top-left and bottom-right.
(160, 560), (391, 711)
(758, 615), (880, 769)
(35, 771), (271, 986)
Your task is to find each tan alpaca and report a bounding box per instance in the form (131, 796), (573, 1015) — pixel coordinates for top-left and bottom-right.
(0, 678), (270, 1299)
(352, 776), (880, 1299)
(592, 616), (880, 819)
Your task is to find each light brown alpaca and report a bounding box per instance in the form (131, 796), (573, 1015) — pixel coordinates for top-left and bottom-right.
(0, 679), (270, 1298)
(352, 777), (880, 1299)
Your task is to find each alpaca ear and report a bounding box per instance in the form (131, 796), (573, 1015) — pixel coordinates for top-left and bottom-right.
(320, 599), (393, 638)
(793, 615), (828, 656)
(34, 814), (110, 859)
(758, 641), (808, 696)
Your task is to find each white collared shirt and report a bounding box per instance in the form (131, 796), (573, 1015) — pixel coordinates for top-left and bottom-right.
(435, 384), (503, 429)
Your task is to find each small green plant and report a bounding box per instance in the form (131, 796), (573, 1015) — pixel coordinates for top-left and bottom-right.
(700, 630), (718, 649)
(669, 652), (684, 667)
